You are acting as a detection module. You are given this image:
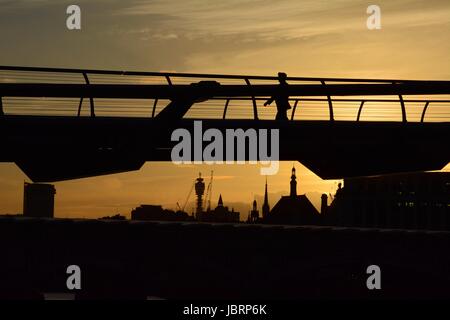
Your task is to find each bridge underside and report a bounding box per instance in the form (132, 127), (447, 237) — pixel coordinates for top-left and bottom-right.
(0, 115), (448, 182)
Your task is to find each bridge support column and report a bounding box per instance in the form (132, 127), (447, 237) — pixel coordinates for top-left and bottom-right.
(321, 81), (334, 121)
(244, 78), (258, 120)
(421, 101), (430, 122)
(82, 72), (95, 117)
(290, 100), (299, 120)
(393, 81), (407, 123)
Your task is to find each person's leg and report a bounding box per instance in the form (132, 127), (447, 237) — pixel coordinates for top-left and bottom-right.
(275, 111), (288, 121)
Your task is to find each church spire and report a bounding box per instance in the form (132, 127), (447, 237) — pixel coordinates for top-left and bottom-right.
(262, 176), (270, 219)
(264, 177), (269, 204)
(218, 194), (223, 207)
(290, 165), (297, 197)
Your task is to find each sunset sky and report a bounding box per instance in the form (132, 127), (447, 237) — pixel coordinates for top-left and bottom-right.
(0, 0), (449, 218)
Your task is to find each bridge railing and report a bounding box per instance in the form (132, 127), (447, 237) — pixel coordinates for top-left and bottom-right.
(0, 65), (449, 122)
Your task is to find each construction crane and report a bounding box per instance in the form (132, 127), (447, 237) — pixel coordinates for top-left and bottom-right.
(204, 171), (214, 211)
(177, 181), (195, 212)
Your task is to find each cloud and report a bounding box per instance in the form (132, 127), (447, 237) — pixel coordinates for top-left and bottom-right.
(115, 0), (450, 42)
(0, 0), (53, 10)
(115, 0), (359, 40)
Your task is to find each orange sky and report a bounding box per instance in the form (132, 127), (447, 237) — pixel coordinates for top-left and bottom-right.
(0, 0), (449, 218)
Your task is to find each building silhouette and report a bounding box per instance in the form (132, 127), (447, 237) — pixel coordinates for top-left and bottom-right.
(290, 166), (297, 197)
(131, 205), (192, 222)
(23, 182), (56, 218)
(199, 194), (240, 223)
(265, 166), (319, 225)
(326, 171), (450, 230)
(262, 170), (449, 230)
(247, 200), (260, 223)
(195, 173), (205, 219)
(131, 173), (239, 223)
(99, 214), (127, 221)
(248, 178), (270, 223)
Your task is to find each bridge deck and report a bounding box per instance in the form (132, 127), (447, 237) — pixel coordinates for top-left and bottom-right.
(0, 66), (449, 181)
(1, 115), (448, 181)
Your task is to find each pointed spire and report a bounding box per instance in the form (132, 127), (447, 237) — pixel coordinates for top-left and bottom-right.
(218, 194), (223, 207)
(262, 176), (270, 218)
(290, 165), (297, 197)
(264, 177), (269, 205)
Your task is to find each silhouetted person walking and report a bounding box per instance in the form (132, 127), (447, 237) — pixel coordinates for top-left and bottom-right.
(264, 72), (291, 121)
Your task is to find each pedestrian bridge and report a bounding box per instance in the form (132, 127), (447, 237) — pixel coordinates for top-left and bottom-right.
(0, 66), (449, 182)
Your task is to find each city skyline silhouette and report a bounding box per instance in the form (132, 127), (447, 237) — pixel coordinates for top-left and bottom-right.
(0, 0), (449, 302)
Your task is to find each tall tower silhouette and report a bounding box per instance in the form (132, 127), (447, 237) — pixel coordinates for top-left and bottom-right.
(195, 172), (205, 218)
(290, 166), (297, 197)
(249, 199), (259, 223)
(262, 177), (270, 219)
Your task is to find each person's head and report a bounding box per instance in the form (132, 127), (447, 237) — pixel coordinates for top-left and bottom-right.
(278, 72), (288, 83)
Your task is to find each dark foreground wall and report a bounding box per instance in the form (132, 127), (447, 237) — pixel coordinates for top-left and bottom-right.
(1, 217), (449, 300)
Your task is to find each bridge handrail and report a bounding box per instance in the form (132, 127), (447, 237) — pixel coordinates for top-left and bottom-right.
(1, 66), (449, 122)
(0, 65), (447, 84)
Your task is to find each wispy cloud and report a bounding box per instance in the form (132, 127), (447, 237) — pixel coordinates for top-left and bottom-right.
(115, 0), (356, 40)
(115, 0), (450, 41)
